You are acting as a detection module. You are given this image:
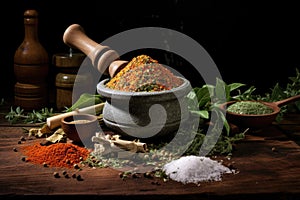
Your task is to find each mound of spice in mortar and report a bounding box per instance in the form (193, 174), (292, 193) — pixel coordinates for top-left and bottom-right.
(21, 142), (90, 168)
(105, 55), (183, 92)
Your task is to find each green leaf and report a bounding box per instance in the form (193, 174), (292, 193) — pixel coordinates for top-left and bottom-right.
(228, 83), (246, 92)
(65, 93), (104, 112)
(186, 91), (198, 111)
(187, 89), (196, 99)
(190, 110), (209, 119)
(219, 111), (230, 136)
(195, 87), (211, 109)
(16, 107), (23, 114)
(202, 84), (215, 95)
(35, 112), (43, 120)
(215, 78), (227, 102)
(270, 83), (285, 101)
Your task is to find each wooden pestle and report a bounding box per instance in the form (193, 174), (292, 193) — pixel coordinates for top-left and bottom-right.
(63, 24), (128, 77)
(46, 25), (129, 130)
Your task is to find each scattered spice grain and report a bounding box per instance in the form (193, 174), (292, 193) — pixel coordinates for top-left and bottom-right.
(271, 147), (277, 152)
(53, 172), (60, 178)
(20, 136), (26, 141)
(105, 55), (183, 92)
(43, 162), (48, 167)
(73, 163), (80, 169)
(21, 142), (90, 168)
(76, 174), (83, 181)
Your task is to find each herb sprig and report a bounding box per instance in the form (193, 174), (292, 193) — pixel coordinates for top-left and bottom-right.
(187, 77), (246, 136)
(5, 106), (54, 124)
(3, 68), (299, 158)
(185, 67), (299, 156)
(233, 67), (300, 121)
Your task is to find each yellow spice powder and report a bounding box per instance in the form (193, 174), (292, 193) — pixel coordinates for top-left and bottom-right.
(105, 55), (183, 92)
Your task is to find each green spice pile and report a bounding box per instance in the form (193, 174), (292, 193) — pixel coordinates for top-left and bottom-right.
(227, 101), (274, 115)
(105, 55), (183, 92)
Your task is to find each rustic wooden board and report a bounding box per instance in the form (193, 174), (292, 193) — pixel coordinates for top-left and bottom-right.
(1, 123), (300, 200)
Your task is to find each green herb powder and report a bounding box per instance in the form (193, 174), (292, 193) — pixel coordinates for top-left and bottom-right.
(227, 101), (274, 115)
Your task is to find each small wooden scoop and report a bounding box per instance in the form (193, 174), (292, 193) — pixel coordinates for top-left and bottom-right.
(63, 24), (128, 77)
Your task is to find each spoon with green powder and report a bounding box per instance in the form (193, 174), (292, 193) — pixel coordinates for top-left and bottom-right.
(220, 94), (300, 129)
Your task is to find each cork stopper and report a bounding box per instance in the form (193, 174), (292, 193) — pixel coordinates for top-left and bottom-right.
(24, 9), (39, 25)
(24, 9), (38, 17)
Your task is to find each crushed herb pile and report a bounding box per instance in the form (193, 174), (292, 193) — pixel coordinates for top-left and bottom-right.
(227, 101), (274, 115)
(105, 55), (183, 92)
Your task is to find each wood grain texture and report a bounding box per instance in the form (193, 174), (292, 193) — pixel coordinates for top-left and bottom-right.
(1, 114), (300, 199)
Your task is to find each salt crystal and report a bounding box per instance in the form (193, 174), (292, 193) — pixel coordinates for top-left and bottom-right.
(162, 155), (233, 185)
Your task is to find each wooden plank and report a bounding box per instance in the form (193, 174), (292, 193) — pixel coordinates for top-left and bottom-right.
(277, 113), (300, 144)
(1, 125), (300, 199)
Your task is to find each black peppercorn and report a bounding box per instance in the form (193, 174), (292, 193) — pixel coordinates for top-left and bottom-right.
(53, 172), (60, 178)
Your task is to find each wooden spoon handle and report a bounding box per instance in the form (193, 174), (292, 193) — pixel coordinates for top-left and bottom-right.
(274, 94), (300, 107)
(63, 24), (120, 75)
(46, 103), (105, 130)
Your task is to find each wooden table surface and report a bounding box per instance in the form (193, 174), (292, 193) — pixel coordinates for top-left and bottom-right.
(1, 110), (300, 200)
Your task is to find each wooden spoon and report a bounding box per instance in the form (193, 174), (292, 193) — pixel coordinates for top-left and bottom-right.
(63, 24), (128, 77)
(219, 94), (300, 129)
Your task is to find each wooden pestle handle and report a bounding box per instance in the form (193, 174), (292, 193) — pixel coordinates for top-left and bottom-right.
(63, 24), (127, 76)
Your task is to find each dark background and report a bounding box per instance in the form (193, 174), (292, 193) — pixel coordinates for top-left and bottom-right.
(1, 0), (300, 106)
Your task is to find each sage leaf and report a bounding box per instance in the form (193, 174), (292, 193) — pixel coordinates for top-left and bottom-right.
(65, 93), (104, 112)
(228, 83), (246, 92)
(190, 110), (209, 119)
(215, 78), (227, 102)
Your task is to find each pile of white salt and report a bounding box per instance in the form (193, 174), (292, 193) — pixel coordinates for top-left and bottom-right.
(162, 155), (233, 185)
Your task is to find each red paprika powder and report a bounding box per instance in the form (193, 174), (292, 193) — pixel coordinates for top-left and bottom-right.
(21, 142), (91, 168)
